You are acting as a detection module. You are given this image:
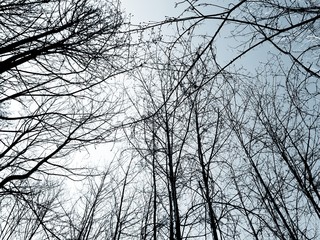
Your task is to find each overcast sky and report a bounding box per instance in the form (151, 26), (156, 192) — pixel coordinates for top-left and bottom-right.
(121, 0), (182, 23)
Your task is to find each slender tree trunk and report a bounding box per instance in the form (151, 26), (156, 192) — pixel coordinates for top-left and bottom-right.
(152, 127), (158, 240)
(195, 107), (220, 240)
(165, 109), (182, 240)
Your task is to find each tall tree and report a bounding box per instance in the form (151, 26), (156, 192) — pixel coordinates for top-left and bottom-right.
(0, 0), (131, 238)
(122, 0), (320, 239)
(0, 0), (128, 192)
(123, 35), (238, 239)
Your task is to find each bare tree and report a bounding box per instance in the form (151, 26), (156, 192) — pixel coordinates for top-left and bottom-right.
(2, 0), (319, 239)
(0, 0), (129, 193)
(119, 0), (320, 239)
(224, 61), (320, 239)
(121, 34), (242, 239)
(0, 0), (134, 238)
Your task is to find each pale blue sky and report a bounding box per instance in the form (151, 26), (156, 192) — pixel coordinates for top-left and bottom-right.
(120, 1), (271, 71)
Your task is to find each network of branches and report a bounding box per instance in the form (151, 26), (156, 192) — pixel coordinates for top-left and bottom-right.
(0, 0), (319, 239)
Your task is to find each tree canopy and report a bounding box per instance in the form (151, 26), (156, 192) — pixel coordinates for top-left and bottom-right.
(0, 0), (319, 239)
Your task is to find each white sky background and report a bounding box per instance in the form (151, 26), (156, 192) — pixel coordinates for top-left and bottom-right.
(70, 0), (271, 167)
(121, 0), (181, 23)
